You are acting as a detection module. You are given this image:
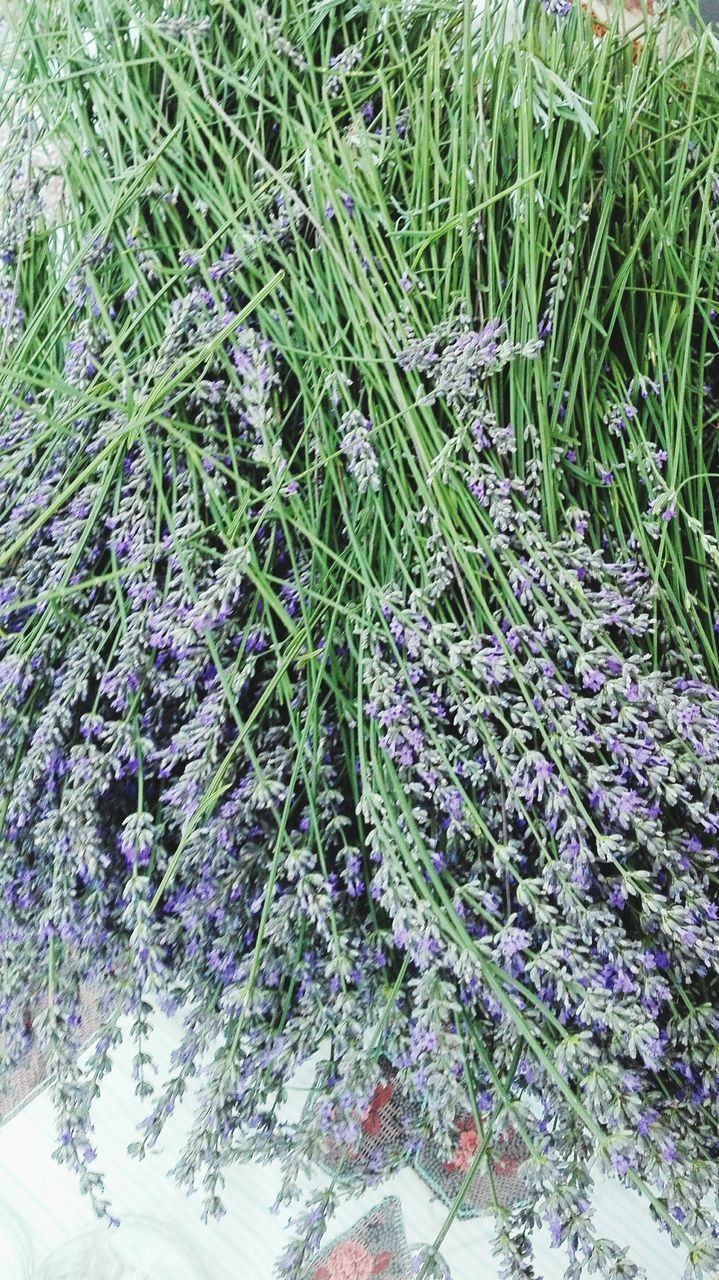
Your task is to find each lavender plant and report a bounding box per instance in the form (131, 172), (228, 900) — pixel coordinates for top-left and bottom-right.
(2, 2), (719, 1279)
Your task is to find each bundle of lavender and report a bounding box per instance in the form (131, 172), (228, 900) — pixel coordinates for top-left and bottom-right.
(2, 1), (719, 1277)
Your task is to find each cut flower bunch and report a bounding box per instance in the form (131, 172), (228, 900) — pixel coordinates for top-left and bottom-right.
(2, 1), (719, 1278)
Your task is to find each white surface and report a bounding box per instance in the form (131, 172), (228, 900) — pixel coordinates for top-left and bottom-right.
(0, 1012), (688, 1279)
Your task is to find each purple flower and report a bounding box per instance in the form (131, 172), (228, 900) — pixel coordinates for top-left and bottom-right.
(582, 668), (605, 692)
(540, 0), (572, 14)
(608, 884), (626, 910)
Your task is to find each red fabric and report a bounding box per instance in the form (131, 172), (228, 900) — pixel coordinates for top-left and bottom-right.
(442, 1116), (481, 1174)
(312, 1240), (391, 1280)
(361, 1082), (396, 1138)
